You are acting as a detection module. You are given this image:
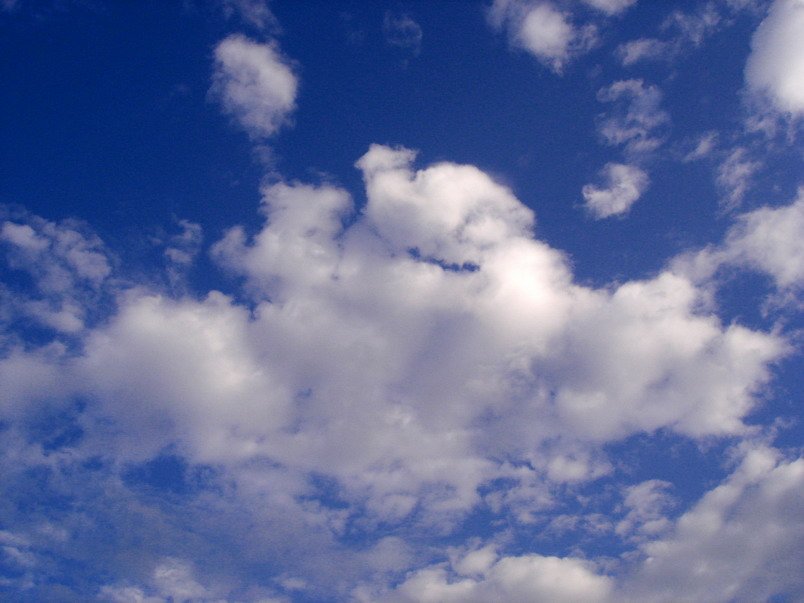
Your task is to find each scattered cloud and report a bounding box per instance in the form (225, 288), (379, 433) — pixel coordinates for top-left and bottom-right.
(716, 146), (761, 210)
(581, 0), (638, 16)
(582, 162), (650, 218)
(210, 34), (297, 139)
(489, 0), (597, 73)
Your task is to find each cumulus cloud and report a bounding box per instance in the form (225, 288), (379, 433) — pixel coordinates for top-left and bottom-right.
(622, 445), (804, 602)
(210, 34), (297, 139)
(489, 0), (597, 73)
(744, 0), (804, 116)
(582, 162), (650, 218)
(383, 548), (614, 603)
(676, 186), (804, 293)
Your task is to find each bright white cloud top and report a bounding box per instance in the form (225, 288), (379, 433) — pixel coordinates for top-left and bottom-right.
(0, 1), (802, 602)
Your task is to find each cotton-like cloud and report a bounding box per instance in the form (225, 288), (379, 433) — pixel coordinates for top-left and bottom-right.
(384, 551), (614, 602)
(210, 34), (297, 139)
(489, 0), (596, 73)
(582, 162), (649, 218)
(745, 0), (804, 116)
(622, 445), (804, 602)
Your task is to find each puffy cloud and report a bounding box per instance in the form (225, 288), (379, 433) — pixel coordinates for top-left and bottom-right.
(210, 34), (297, 139)
(582, 162), (649, 218)
(745, 0), (804, 116)
(622, 445), (804, 602)
(1, 148), (795, 597)
(489, 0), (597, 73)
(383, 11), (423, 56)
(385, 548), (614, 603)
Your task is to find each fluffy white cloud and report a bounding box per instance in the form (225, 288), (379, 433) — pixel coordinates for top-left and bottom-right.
(745, 0), (804, 116)
(384, 549), (614, 603)
(616, 38), (669, 66)
(210, 34), (297, 138)
(489, 0), (596, 73)
(582, 162), (649, 218)
(622, 445), (804, 602)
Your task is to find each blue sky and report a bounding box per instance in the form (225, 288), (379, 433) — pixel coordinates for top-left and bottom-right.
(0, 0), (802, 601)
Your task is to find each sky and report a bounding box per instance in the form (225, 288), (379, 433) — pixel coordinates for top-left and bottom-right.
(0, 0), (803, 601)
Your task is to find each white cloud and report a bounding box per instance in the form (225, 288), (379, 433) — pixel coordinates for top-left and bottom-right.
(596, 79), (669, 155)
(622, 445), (804, 602)
(489, 0), (596, 73)
(383, 11), (423, 56)
(716, 147), (761, 210)
(745, 0), (804, 116)
(682, 131), (718, 162)
(385, 549), (614, 603)
(0, 211), (112, 333)
(582, 162), (649, 218)
(616, 38), (669, 66)
(722, 188), (804, 289)
(581, 0), (638, 16)
(615, 480), (675, 541)
(210, 34), (297, 139)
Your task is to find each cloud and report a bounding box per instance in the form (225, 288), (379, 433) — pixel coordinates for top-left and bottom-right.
(744, 0), (804, 117)
(383, 11), (423, 56)
(210, 34), (297, 139)
(676, 186), (804, 293)
(582, 162), (650, 218)
(716, 147), (761, 210)
(596, 79), (669, 156)
(622, 444), (804, 602)
(616, 38), (670, 66)
(581, 0), (638, 16)
(489, 0), (597, 73)
(218, 0), (278, 32)
(383, 548), (614, 603)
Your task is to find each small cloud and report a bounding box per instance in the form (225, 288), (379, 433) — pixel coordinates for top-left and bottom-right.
(596, 79), (670, 156)
(716, 147), (761, 211)
(383, 11), (423, 57)
(489, 0), (597, 74)
(616, 38), (670, 66)
(582, 162), (650, 219)
(581, 0), (638, 16)
(210, 34), (298, 139)
(219, 0), (278, 32)
(682, 131), (718, 162)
